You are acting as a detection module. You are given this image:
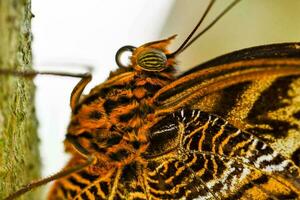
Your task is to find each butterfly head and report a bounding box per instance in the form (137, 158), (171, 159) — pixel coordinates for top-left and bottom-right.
(115, 35), (177, 72)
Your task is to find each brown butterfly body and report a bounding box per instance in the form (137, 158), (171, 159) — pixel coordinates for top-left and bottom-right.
(47, 36), (300, 199)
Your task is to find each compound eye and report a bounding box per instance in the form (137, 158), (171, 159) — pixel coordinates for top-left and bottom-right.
(137, 49), (167, 71)
(115, 45), (136, 68)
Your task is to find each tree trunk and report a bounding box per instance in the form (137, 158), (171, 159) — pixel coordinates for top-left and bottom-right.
(0, 0), (41, 199)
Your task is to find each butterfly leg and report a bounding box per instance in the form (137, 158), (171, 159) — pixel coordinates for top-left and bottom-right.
(0, 68), (92, 111)
(69, 72), (92, 111)
(4, 155), (96, 200)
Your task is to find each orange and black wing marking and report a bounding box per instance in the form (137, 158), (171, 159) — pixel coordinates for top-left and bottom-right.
(144, 108), (300, 199)
(153, 43), (300, 166)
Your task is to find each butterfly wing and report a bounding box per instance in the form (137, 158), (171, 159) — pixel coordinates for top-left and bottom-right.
(144, 108), (300, 199)
(152, 43), (300, 165)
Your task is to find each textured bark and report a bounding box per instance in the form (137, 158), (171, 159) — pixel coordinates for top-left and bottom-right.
(0, 0), (41, 199)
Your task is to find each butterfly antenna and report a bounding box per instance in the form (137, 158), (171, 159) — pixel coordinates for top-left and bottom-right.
(4, 156), (95, 200)
(0, 68), (91, 79)
(168, 0), (216, 58)
(169, 0), (242, 57)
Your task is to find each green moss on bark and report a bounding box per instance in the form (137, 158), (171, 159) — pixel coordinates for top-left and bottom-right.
(0, 0), (41, 199)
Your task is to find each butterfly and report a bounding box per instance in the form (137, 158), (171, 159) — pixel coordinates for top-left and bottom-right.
(4, 0), (300, 199)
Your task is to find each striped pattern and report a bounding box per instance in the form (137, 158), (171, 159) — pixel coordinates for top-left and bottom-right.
(49, 108), (300, 199)
(153, 43), (300, 166)
(145, 108), (300, 199)
(137, 49), (167, 71)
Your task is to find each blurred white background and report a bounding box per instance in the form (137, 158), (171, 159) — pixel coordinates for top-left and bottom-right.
(31, 0), (300, 195)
